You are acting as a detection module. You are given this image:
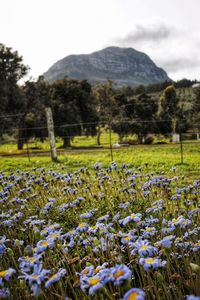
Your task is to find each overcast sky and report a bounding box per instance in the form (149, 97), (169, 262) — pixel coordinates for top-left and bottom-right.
(1, 0), (200, 81)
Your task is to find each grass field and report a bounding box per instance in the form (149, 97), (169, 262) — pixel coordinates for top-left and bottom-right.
(0, 138), (200, 299)
(0, 152), (200, 299)
(0, 142), (200, 179)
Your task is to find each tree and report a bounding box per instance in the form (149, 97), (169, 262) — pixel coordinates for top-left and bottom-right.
(0, 43), (29, 141)
(0, 43), (29, 110)
(50, 79), (98, 147)
(17, 78), (50, 149)
(93, 80), (118, 145)
(161, 85), (180, 134)
(126, 93), (158, 143)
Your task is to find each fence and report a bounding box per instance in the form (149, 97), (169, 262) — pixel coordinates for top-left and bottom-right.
(0, 116), (200, 166)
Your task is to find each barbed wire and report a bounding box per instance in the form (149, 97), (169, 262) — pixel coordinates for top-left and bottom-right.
(0, 118), (191, 132)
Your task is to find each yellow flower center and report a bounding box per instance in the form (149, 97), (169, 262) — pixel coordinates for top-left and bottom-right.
(140, 246), (148, 250)
(94, 267), (100, 274)
(82, 269), (89, 275)
(0, 270), (8, 278)
(128, 291), (139, 300)
(114, 270), (124, 278)
(146, 228), (153, 232)
(32, 275), (39, 279)
(145, 258), (155, 263)
(194, 242), (200, 247)
(49, 273), (58, 280)
(70, 230), (75, 234)
(124, 236), (131, 241)
(79, 223), (86, 228)
(131, 214), (136, 219)
(50, 233), (58, 238)
(89, 277), (100, 286)
(41, 241), (49, 247)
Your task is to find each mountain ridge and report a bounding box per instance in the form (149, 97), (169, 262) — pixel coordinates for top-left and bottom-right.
(43, 46), (171, 86)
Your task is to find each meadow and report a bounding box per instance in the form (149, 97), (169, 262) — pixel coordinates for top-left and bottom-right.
(0, 142), (200, 299)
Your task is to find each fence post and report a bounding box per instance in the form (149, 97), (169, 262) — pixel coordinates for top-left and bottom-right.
(45, 107), (58, 162)
(109, 121), (113, 162)
(180, 133), (183, 164)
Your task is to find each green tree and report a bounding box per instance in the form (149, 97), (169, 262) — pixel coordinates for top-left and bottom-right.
(51, 78), (98, 147)
(161, 85), (179, 134)
(93, 80), (118, 145)
(0, 43), (29, 142)
(17, 77), (50, 149)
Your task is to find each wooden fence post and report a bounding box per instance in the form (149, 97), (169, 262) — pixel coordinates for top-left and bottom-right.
(45, 107), (58, 162)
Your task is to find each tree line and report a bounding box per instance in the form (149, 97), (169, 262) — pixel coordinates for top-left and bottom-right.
(0, 43), (200, 149)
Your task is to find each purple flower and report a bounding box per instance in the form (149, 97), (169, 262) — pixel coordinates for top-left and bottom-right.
(36, 239), (55, 253)
(139, 257), (167, 271)
(123, 288), (145, 300)
(0, 288), (10, 298)
(186, 296), (200, 300)
(80, 275), (104, 295)
(19, 263), (50, 296)
(110, 265), (132, 286)
(157, 235), (176, 248)
(119, 213), (142, 226)
(76, 223), (89, 233)
(0, 268), (16, 286)
(45, 268), (66, 288)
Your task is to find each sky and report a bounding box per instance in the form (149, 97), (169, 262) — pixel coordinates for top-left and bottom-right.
(1, 0), (200, 81)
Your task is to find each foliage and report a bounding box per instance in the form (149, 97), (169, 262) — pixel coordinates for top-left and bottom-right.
(50, 78), (98, 147)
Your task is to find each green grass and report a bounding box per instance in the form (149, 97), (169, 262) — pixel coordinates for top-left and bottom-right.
(1, 143), (200, 179)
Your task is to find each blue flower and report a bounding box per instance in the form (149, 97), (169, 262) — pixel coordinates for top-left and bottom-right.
(156, 235), (176, 248)
(139, 257), (167, 271)
(81, 275), (104, 295)
(192, 241), (200, 252)
(45, 268), (66, 288)
(110, 265), (132, 286)
(0, 268), (16, 286)
(19, 263), (50, 296)
(119, 213), (142, 226)
(0, 288), (10, 298)
(76, 223), (89, 233)
(35, 239), (55, 253)
(123, 288), (145, 300)
(186, 295), (200, 300)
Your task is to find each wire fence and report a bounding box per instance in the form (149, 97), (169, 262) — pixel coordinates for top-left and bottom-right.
(0, 118), (200, 165)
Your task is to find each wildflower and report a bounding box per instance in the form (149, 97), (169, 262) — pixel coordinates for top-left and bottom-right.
(0, 288), (10, 298)
(123, 288), (145, 300)
(121, 235), (136, 245)
(141, 227), (157, 238)
(0, 268), (16, 286)
(156, 235), (176, 248)
(186, 296), (200, 300)
(97, 214), (110, 222)
(19, 263), (50, 296)
(139, 257), (166, 271)
(111, 265), (132, 285)
(80, 211), (94, 219)
(45, 268), (66, 288)
(76, 223), (89, 233)
(80, 275), (103, 295)
(79, 266), (94, 277)
(36, 239), (54, 253)
(192, 241), (200, 252)
(19, 255), (42, 272)
(0, 236), (7, 257)
(119, 213), (142, 226)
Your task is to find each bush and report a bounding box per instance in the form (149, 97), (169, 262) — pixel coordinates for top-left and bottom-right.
(144, 135), (154, 144)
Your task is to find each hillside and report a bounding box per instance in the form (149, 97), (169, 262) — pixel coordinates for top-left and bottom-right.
(43, 46), (171, 86)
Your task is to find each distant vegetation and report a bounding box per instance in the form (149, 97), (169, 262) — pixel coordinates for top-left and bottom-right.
(1, 42), (200, 150)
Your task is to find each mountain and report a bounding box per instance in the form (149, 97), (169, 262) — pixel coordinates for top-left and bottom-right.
(43, 46), (171, 86)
